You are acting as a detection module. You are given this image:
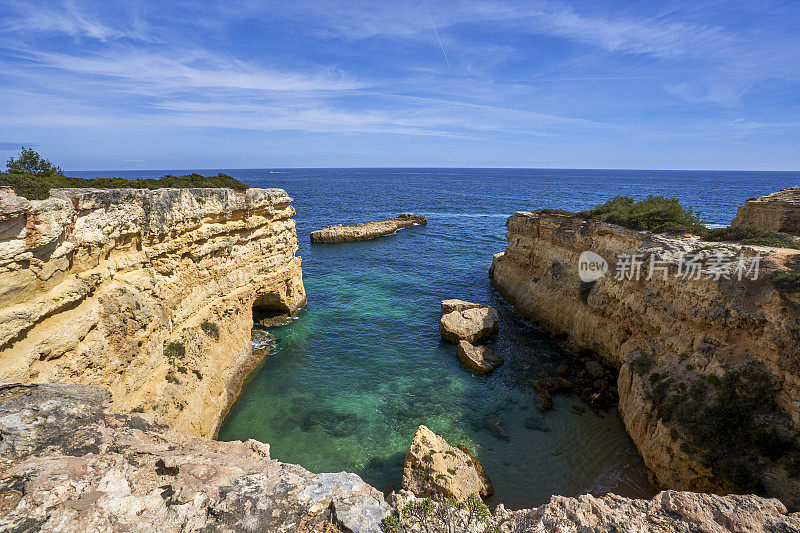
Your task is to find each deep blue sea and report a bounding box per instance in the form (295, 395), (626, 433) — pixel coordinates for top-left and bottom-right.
(71, 168), (800, 508)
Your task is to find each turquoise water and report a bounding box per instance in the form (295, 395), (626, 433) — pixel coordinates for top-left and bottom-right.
(73, 168), (800, 508)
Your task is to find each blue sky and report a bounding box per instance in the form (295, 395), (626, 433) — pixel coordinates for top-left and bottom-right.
(0, 0), (798, 170)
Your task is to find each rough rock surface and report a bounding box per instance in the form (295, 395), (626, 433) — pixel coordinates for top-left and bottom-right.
(494, 490), (800, 532)
(732, 187), (800, 235)
(441, 299), (484, 315)
(310, 213), (427, 243)
(457, 340), (503, 374)
(3, 383), (798, 532)
(401, 425), (493, 502)
(0, 187), (306, 438)
(0, 382), (389, 532)
(490, 211), (800, 508)
(439, 307), (499, 344)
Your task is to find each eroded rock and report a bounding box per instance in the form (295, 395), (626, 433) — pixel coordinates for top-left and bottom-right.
(439, 307), (499, 344)
(310, 213), (427, 243)
(456, 340), (504, 374)
(0, 382), (389, 532)
(401, 425), (493, 502)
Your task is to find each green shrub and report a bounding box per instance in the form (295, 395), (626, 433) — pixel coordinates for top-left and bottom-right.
(164, 341), (185, 361)
(706, 225), (800, 249)
(655, 368), (796, 494)
(629, 351), (654, 376)
(575, 195), (707, 234)
(131, 406), (145, 413)
(165, 373), (180, 385)
(177, 366), (188, 374)
(0, 171), (248, 200)
(769, 271), (800, 292)
(192, 369), (203, 380)
(384, 494), (496, 533)
(201, 320), (220, 339)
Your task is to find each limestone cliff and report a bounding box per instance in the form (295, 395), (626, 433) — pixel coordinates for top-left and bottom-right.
(732, 186), (800, 235)
(490, 211), (800, 508)
(0, 187), (306, 438)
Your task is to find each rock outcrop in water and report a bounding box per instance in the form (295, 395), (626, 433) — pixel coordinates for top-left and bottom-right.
(401, 425), (493, 502)
(439, 304), (499, 344)
(456, 340), (503, 374)
(310, 213), (426, 243)
(0, 187), (305, 438)
(0, 382), (388, 532)
(490, 210), (800, 508)
(732, 186), (800, 235)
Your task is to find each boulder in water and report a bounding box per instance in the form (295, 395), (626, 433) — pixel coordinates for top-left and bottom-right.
(402, 425), (493, 501)
(439, 306), (499, 344)
(456, 340), (504, 374)
(441, 299), (484, 315)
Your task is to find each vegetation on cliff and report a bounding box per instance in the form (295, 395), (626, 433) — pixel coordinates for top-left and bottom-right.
(0, 171), (249, 200)
(645, 365), (800, 494)
(1, 148), (246, 199)
(534, 195), (800, 248)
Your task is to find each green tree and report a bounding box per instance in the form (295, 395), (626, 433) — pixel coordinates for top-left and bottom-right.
(6, 147), (62, 176)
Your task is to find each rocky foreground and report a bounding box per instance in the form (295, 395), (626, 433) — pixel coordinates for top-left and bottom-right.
(0, 187), (306, 438)
(0, 382), (388, 532)
(2, 385), (799, 532)
(310, 213), (427, 242)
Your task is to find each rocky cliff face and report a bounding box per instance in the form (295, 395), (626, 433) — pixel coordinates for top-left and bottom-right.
(490, 212), (800, 508)
(732, 187), (800, 235)
(0, 187), (306, 438)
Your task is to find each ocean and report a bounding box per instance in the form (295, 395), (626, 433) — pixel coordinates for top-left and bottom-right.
(70, 168), (800, 508)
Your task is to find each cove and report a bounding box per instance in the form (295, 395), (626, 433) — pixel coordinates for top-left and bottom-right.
(214, 168), (799, 508)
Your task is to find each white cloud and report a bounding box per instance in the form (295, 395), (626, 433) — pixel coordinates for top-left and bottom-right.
(14, 48), (365, 93)
(0, 0), (149, 41)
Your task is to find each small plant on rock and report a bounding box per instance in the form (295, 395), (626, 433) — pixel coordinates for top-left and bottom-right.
(382, 494), (497, 533)
(201, 320), (220, 339)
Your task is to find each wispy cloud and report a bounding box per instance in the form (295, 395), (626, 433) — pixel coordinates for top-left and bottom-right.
(1, 0), (150, 41)
(11, 48), (364, 93)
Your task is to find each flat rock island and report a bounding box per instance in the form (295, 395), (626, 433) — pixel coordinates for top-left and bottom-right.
(310, 213), (427, 242)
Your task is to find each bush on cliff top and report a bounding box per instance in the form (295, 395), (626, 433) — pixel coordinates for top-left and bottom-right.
(532, 196), (706, 234)
(578, 195), (707, 234)
(0, 172), (249, 200)
(534, 195), (800, 249)
(704, 225), (800, 249)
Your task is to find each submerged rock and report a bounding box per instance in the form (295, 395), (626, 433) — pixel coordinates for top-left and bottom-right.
(401, 425), (493, 501)
(525, 417), (551, 432)
(310, 213), (427, 243)
(456, 340), (504, 374)
(439, 307), (499, 344)
(486, 417), (510, 440)
(251, 329), (276, 358)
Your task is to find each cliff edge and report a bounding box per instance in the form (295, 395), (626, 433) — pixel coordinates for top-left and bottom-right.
(491, 211), (800, 508)
(0, 187), (306, 438)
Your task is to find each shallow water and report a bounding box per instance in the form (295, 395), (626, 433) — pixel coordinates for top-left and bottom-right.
(72, 168), (800, 508)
